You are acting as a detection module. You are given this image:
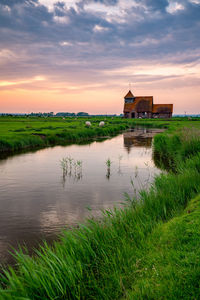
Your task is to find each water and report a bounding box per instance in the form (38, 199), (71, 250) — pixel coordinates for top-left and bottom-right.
(0, 128), (162, 264)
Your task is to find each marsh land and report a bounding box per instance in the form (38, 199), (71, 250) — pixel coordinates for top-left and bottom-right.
(0, 116), (200, 299)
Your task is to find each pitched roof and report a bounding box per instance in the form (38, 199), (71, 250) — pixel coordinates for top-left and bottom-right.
(124, 90), (134, 98)
(124, 103), (134, 112)
(135, 97), (153, 112)
(124, 96), (153, 113)
(152, 104), (173, 114)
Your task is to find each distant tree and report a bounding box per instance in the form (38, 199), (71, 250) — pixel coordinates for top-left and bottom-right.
(56, 112), (76, 117)
(77, 112), (89, 116)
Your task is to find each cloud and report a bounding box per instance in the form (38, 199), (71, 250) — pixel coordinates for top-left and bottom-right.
(0, 75), (45, 88)
(0, 0), (199, 95)
(53, 15), (69, 23)
(166, 2), (185, 14)
(93, 24), (109, 32)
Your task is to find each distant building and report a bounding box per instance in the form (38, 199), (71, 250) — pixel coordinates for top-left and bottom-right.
(123, 90), (173, 118)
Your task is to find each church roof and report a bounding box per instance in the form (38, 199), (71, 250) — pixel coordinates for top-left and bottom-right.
(124, 103), (134, 112)
(124, 96), (153, 113)
(152, 104), (173, 113)
(124, 90), (134, 98)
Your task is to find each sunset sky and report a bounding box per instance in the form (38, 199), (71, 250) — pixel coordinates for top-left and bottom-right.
(0, 0), (200, 114)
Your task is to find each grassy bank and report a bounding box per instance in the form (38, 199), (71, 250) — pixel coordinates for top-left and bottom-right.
(0, 116), (193, 156)
(0, 116), (129, 154)
(125, 194), (200, 299)
(154, 125), (200, 171)
(0, 123), (200, 299)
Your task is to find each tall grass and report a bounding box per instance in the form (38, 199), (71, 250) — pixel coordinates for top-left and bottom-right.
(153, 127), (200, 171)
(1, 126), (200, 299)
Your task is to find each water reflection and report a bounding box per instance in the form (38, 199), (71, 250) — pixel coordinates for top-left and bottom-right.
(123, 128), (159, 153)
(0, 129), (162, 265)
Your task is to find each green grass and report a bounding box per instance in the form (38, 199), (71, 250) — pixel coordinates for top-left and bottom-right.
(0, 116), (130, 154)
(125, 194), (200, 299)
(0, 121), (200, 299)
(1, 115), (198, 155)
(153, 126), (200, 171)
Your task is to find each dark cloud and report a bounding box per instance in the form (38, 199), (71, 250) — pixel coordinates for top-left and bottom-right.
(0, 0), (199, 86)
(0, 0), (38, 8)
(135, 0), (168, 11)
(79, 0), (119, 5)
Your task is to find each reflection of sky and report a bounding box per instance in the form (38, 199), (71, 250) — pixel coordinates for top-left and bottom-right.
(0, 131), (161, 264)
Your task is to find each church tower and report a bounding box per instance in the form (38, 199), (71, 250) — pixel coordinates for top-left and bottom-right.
(124, 90), (134, 103)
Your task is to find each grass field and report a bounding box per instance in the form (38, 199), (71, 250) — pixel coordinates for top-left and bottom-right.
(0, 117), (200, 299)
(0, 116), (128, 154)
(0, 115), (190, 155)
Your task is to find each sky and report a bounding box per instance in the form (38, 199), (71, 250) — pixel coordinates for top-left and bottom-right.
(0, 0), (200, 114)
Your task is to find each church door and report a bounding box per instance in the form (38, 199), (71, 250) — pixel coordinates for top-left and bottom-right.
(131, 112), (135, 118)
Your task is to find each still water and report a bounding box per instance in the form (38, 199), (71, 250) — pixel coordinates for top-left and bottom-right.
(0, 128), (162, 264)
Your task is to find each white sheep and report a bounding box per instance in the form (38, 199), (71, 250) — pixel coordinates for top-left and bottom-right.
(99, 121), (105, 127)
(85, 121), (91, 127)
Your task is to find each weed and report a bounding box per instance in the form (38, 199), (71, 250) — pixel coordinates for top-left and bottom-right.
(106, 158), (112, 179)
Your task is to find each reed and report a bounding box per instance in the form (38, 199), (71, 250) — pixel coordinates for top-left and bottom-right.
(60, 156), (83, 180)
(106, 158), (112, 179)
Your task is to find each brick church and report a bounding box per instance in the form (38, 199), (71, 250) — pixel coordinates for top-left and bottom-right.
(123, 90), (173, 119)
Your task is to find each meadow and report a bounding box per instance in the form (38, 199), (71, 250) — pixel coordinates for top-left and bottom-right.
(0, 116), (130, 154)
(0, 115), (173, 155)
(0, 117), (200, 299)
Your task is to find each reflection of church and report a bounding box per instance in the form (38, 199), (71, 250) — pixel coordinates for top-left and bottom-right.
(123, 90), (173, 119)
(123, 130), (152, 153)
